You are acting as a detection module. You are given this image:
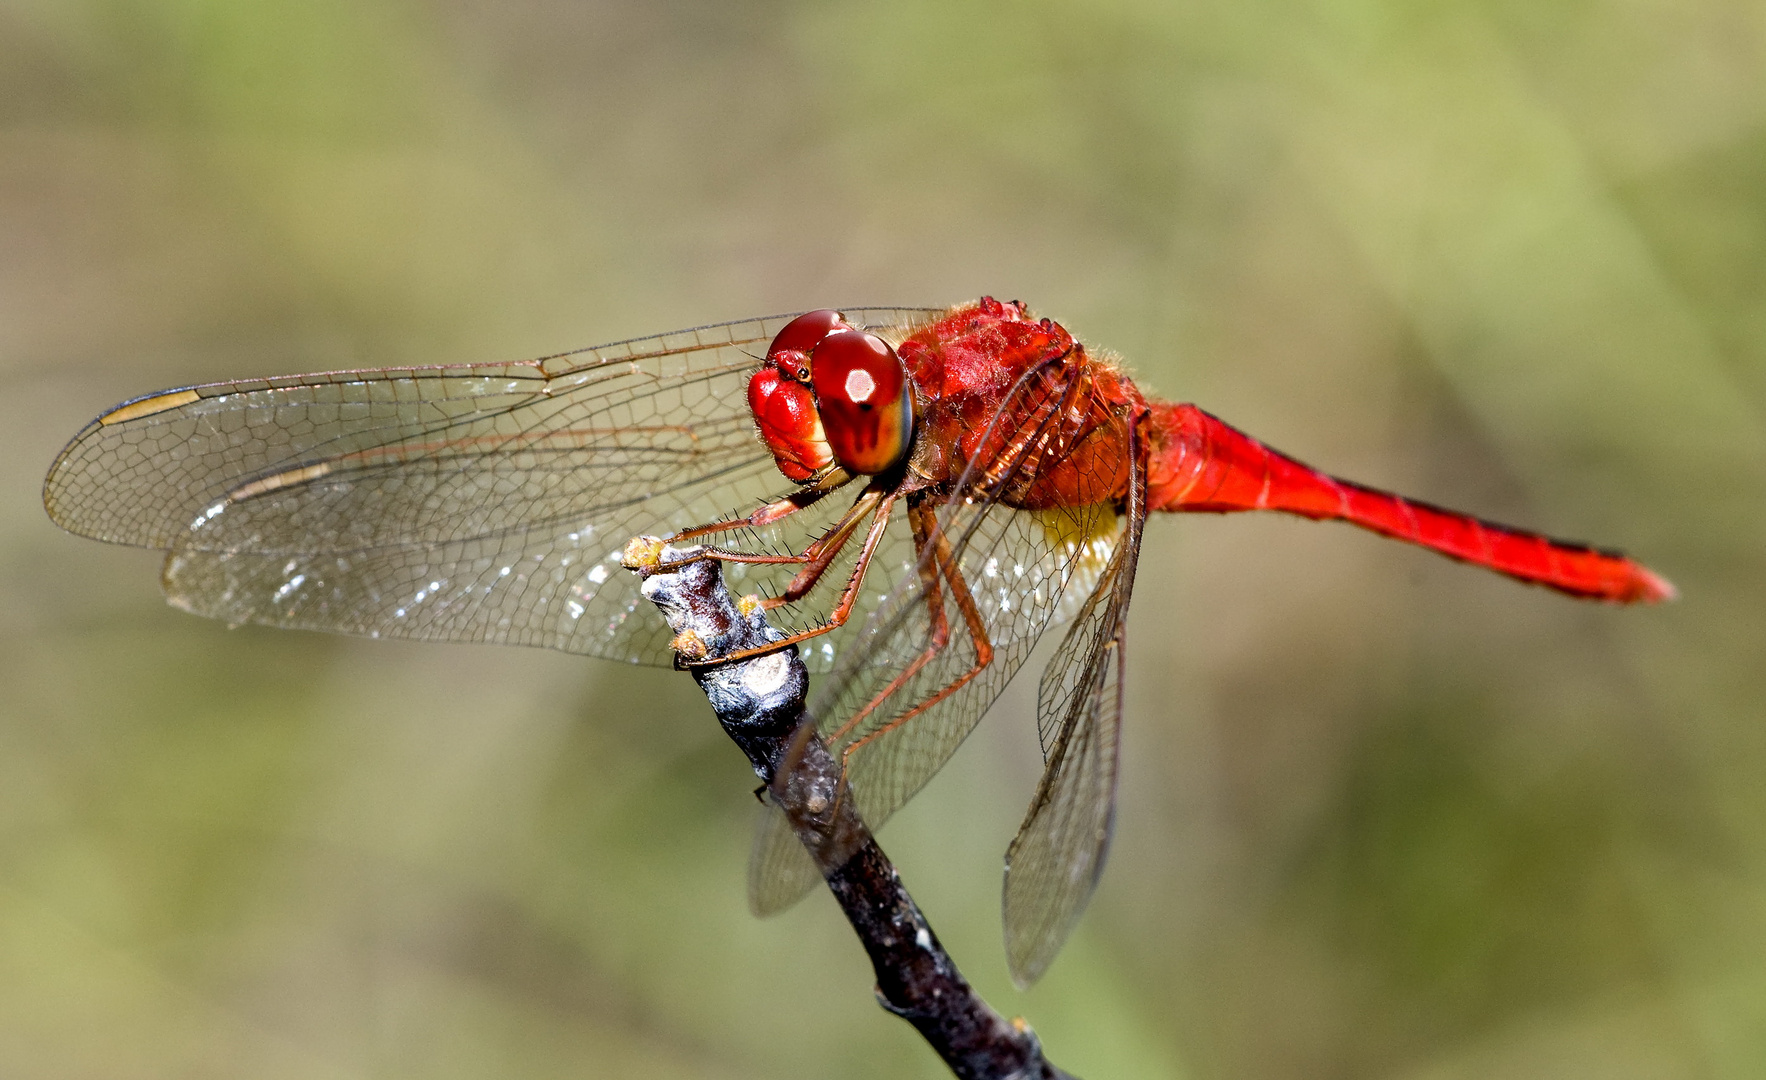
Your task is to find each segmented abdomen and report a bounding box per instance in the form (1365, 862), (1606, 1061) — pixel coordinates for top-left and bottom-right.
(1144, 403), (1673, 603)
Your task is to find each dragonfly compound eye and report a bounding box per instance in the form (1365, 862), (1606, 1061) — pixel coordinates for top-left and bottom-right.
(809, 330), (914, 476)
(766, 309), (850, 381)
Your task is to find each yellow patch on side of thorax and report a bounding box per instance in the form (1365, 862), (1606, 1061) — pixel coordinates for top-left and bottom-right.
(1035, 505), (1123, 623)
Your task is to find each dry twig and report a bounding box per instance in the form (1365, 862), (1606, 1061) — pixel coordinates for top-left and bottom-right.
(627, 542), (1077, 1080)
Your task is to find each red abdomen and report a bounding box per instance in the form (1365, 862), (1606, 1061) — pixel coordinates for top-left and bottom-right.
(1144, 403), (1672, 603)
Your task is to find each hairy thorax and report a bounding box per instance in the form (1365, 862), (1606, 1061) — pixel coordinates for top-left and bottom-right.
(893, 299), (1149, 510)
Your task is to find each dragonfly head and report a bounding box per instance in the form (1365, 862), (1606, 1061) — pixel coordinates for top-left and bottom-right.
(749, 309), (915, 484)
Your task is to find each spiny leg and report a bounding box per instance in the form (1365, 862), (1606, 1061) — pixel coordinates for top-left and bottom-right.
(641, 483), (860, 573)
(634, 480), (874, 593)
(667, 487), (885, 587)
(824, 498), (956, 747)
(771, 499), (958, 874)
(684, 488), (900, 667)
(837, 499), (996, 770)
(756, 488), (887, 611)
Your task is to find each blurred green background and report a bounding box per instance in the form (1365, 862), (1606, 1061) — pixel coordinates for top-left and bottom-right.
(3, 1), (1762, 1077)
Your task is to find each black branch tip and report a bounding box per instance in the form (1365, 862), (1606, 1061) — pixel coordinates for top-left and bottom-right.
(623, 538), (1079, 1080)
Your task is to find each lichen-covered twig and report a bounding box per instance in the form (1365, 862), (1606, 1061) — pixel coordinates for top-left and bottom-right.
(625, 540), (1077, 1080)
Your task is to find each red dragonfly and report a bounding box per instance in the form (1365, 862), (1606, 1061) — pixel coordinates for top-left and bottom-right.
(44, 297), (1672, 986)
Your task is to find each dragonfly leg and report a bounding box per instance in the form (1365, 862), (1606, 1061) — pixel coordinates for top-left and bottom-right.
(679, 489), (899, 667)
(643, 486), (846, 574)
(754, 488), (886, 606)
(666, 483), (839, 546)
(651, 485), (880, 574)
(823, 499), (955, 746)
(835, 500), (996, 764)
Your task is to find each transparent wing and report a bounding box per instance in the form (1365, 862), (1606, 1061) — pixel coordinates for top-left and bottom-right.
(825, 499), (1121, 829)
(44, 309), (938, 665)
(747, 508), (1122, 914)
(747, 801), (822, 917)
(813, 361), (1128, 837)
(1001, 432), (1146, 987)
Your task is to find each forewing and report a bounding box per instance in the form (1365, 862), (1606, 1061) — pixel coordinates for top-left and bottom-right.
(1001, 432), (1147, 987)
(46, 309), (937, 665)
